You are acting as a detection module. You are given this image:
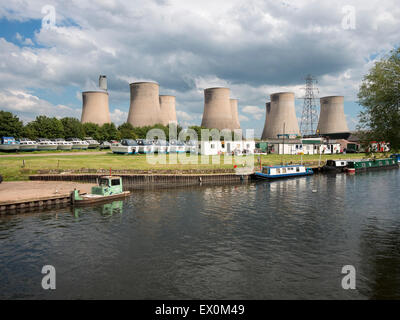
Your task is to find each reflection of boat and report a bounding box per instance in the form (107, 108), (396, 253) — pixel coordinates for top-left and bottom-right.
(73, 200), (123, 217)
(254, 165), (314, 180)
(72, 176), (130, 205)
(322, 160), (348, 173)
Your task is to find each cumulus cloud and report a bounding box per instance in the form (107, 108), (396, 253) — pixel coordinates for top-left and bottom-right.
(0, 0), (399, 134)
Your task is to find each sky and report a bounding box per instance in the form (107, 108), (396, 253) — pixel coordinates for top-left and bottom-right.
(0, 0), (399, 138)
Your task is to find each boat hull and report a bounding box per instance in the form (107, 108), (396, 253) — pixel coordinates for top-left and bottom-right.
(37, 145), (58, 151)
(72, 191), (131, 206)
(0, 145), (19, 152)
(253, 171), (314, 180)
(57, 145), (73, 150)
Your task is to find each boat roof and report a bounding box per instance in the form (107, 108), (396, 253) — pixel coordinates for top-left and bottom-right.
(263, 165), (305, 169)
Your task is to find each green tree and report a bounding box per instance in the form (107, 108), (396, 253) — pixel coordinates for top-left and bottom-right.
(358, 47), (400, 150)
(0, 111), (23, 138)
(83, 122), (101, 140)
(61, 117), (84, 139)
(28, 116), (64, 139)
(21, 122), (38, 140)
(118, 122), (138, 139)
(99, 123), (120, 141)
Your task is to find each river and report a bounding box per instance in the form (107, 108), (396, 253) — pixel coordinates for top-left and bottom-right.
(1, 169), (399, 299)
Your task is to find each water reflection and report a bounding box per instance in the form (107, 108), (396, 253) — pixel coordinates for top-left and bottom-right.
(72, 200), (124, 218)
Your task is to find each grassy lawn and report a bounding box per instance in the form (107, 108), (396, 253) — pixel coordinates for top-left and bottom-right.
(0, 152), (376, 181)
(0, 148), (104, 156)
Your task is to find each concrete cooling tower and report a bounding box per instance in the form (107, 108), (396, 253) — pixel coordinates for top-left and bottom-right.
(201, 87), (233, 130)
(230, 99), (240, 129)
(127, 82), (161, 127)
(261, 92), (300, 139)
(261, 102), (271, 140)
(81, 91), (111, 125)
(159, 95), (177, 125)
(317, 96), (350, 139)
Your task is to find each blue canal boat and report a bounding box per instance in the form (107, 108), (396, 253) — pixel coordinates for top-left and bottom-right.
(390, 154), (400, 163)
(254, 165), (314, 180)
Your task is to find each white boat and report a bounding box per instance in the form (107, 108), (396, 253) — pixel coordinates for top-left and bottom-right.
(169, 140), (186, 153)
(99, 141), (111, 149)
(18, 138), (38, 151)
(85, 137), (100, 149)
(136, 139), (155, 154)
(111, 139), (139, 154)
(153, 140), (169, 153)
(67, 138), (89, 150)
(185, 140), (198, 154)
(36, 139), (58, 151)
(0, 137), (19, 152)
(254, 165), (314, 180)
(53, 139), (73, 150)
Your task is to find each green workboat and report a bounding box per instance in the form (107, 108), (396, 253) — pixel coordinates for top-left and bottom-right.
(71, 176), (130, 205)
(346, 158), (399, 171)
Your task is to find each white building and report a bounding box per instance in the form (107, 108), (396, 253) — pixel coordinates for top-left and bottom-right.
(198, 140), (255, 156)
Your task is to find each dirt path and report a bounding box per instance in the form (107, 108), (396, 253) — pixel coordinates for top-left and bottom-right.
(0, 181), (96, 203)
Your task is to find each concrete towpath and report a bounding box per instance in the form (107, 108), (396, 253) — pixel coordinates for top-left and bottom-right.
(0, 181), (95, 204)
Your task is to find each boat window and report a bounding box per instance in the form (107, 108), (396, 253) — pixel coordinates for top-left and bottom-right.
(296, 167), (300, 172)
(276, 169), (280, 174)
(282, 168), (286, 173)
(99, 179), (109, 186)
(111, 179), (120, 186)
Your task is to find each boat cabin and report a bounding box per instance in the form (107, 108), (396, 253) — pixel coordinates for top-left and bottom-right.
(91, 176), (124, 196)
(262, 165), (308, 176)
(326, 160), (347, 168)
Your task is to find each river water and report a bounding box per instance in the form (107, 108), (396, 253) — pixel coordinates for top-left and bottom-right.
(1, 169), (399, 299)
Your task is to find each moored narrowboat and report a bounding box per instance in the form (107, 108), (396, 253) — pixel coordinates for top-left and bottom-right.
(254, 165), (314, 180)
(346, 158), (399, 172)
(322, 160), (348, 173)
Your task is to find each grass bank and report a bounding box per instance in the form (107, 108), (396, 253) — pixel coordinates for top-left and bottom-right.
(0, 152), (375, 181)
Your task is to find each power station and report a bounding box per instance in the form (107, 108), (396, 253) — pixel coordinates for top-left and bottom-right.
(81, 91), (111, 125)
(79, 75), (350, 140)
(317, 96), (350, 139)
(127, 82), (161, 127)
(230, 99), (241, 129)
(159, 95), (177, 125)
(201, 87), (237, 130)
(261, 92), (300, 139)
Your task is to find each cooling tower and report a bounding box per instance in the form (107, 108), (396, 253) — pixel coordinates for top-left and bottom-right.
(99, 75), (107, 91)
(261, 92), (300, 139)
(81, 91), (111, 125)
(317, 96), (350, 139)
(230, 99), (240, 129)
(159, 95), (177, 125)
(127, 82), (161, 127)
(201, 87), (233, 130)
(261, 102), (271, 140)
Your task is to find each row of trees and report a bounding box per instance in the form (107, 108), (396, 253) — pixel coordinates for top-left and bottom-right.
(0, 111), (196, 142)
